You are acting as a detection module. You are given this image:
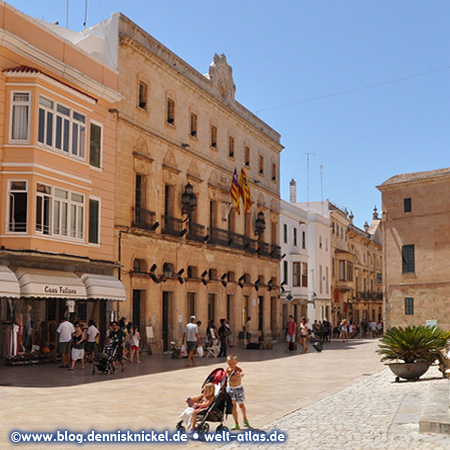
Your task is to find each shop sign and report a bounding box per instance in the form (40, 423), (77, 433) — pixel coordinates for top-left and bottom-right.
(43, 285), (78, 295)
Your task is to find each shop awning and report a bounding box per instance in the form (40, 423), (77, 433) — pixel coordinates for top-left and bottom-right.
(0, 266), (20, 299)
(81, 273), (127, 301)
(15, 268), (87, 299)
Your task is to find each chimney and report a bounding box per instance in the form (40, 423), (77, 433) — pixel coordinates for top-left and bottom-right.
(364, 221), (369, 233)
(289, 179), (297, 203)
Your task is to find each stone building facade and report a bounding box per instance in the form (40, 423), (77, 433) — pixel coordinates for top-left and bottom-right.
(378, 168), (450, 329)
(72, 14), (283, 352)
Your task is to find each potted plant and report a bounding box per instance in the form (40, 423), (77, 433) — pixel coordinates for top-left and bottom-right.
(377, 325), (450, 381)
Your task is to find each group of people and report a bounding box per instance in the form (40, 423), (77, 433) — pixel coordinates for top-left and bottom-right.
(337, 319), (383, 341)
(179, 354), (250, 433)
(285, 315), (310, 354)
(182, 316), (234, 367)
(56, 315), (142, 372)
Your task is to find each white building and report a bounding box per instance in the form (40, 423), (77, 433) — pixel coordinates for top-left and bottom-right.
(280, 180), (332, 326)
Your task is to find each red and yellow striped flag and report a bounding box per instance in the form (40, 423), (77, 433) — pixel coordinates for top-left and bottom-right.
(238, 167), (252, 213)
(230, 167), (241, 215)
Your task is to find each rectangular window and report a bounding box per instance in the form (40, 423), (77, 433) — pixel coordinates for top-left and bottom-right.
(89, 123), (102, 168)
(339, 260), (346, 281)
(135, 174), (147, 211)
(347, 262), (353, 282)
(283, 260), (288, 284)
(283, 223), (287, 244)
(38, 96), (54, 147)
(8, 181), (28, 232)
(36, 183), (51, 235)
(293, 262), (300, 287)
(190, 113), (197, 137)
(404, 198), (412, 213)
(319, 235), (322, 249)
(405, 297), (414, 315)
(211, 125), (217, 148)
(272, 163), (276, 181)
(88, 198), (100, 244)
(301, 262), (308, 287)
(228, 136), (234, 158)
(187, 292), (196, 318)
(167, 98), (175, 124)
(245, 146), (250, 166)
(11, 92), (30, 142)
(259, 155), (264, 175)
(52, 188), (84, 240)
(293, 228), (297, 246)
(138, 82), (147, 109)
(319, 265), (323, 294)
(38, 96), (86, 158)
(376, 272), (382, 284)
(302, 231), (306, 249)
(402, 244), (415, 273)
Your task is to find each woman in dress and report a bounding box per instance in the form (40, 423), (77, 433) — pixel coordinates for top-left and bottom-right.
(340, 319), (349, 342)
(70, 321), (85, 370)
(298, 317), (309, 354)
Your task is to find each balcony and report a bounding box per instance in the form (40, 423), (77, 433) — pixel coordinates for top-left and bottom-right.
(210, 227), (230, 246)
(257, 241), (270, 257)
(228, 231), (245, 250)
(132, 207), (156, 231)
(243, 236), (258, 254)
(335, 279), (353, 292)
(270, 244), (282, 259)
(162, 215), (183, 237)
(187, 222), (205, 242)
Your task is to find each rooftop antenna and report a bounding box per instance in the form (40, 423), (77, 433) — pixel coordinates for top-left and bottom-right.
(303, 152), (316, 207)
(83, 0), (88, 27)
(319, 164), (325, 203)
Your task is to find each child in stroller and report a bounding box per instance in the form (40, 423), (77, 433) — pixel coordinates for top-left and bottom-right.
(176, 368), (233, 434)
(92, 344), (117, 374)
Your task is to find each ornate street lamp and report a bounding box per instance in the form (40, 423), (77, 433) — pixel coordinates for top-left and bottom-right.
(254, 211), (266, 240)
(181, 183), (197, 216)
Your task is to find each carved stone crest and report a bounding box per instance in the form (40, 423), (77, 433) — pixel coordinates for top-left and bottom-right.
(209, 53), (236, 105)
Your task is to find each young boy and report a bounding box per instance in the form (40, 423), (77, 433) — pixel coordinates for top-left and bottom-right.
(225, 355), (250, 430)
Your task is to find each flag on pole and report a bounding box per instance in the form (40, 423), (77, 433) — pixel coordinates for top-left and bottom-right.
(230, 167), (241, 215)
(238, 167), (252, 213)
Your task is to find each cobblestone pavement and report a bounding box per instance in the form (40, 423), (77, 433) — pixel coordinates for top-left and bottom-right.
(218, 365), (450, 450)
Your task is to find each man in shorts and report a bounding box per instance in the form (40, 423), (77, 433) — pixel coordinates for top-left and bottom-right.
(285, 315), (297, 352)
(57, 317), (75, 368)
(182, 316), (202, 367)
(107, 321), (126, 372)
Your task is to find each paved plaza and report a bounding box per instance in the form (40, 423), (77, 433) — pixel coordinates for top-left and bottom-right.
(1, 339), (449, 449)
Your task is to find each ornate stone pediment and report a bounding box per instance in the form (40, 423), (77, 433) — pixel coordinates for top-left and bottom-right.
(133, 138), (153, 174)
(209, 53), (236, 105)
(187, 161), (203, 183)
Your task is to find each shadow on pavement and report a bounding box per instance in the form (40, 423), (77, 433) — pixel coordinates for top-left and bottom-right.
(0, 338), (380, 388)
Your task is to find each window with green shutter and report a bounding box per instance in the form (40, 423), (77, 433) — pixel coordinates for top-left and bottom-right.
(89, 123), (102, 168)
(402, 244), (415, 273)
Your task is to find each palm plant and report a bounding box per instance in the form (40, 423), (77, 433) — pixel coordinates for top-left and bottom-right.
(377, 325), (450, 364)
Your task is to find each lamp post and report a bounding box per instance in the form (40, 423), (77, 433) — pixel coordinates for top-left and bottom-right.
(181, 183), (197, 233)
(254, 211), (266, 241)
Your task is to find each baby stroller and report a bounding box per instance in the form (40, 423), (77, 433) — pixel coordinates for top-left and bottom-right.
(92, 344), (117, 374)
(176, 368), (233, 433)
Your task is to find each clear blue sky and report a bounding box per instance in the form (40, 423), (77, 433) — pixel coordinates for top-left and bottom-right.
(8, 1), (450, 228)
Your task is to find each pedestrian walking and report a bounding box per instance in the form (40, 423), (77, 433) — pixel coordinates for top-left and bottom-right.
(70, 321), (85, 370)
(225, 320), (233, 348)
(85, 320), (99, 363)
(56, 317), (74, 368)
(129, 324), (141, 364)
(285, 315), (297, 352)
(182, 316), (202, 367)
(218, 318), (228, 358)
(340, 319), (349, 342)
(298, 317), (309, 354)
(107, 321), (127, 372)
